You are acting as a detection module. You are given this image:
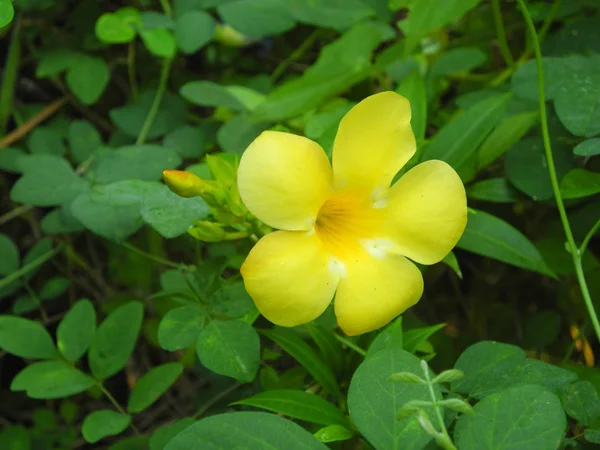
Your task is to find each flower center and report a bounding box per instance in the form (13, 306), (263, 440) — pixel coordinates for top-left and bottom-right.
(315, 192), (383, 260)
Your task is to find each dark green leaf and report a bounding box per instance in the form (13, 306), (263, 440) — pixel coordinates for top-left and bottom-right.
(149, 418), (195, 450)
(367, 316), (403, 355)
(429, 47), (487, 78)
(560, 381), (600, 426)
(0, 147), (27, 173)
(457, 209), (555, 276)
(36, 49), (81, 78)
(560, 169), (600, 199)
(196, 320), (260, 382)
(261, 328), (341, 399)
(305, 322), (344, 374)
(180, 81), (246, 111)
(403, 323), (446, 354)
(89, 302), (144, 379)
(175, 10), (215, 53)
(27, 127), (66, 155)
(574, 138), (600, 157)
(396, 69), (427, 142)
(57, 299), (96, 362)
(217, 0), (296, 37)
(163, 125), (208, 158)
(39, 276), (69, 300)
(0, 233), (19, 276)
(10, 155), (87, 206)
(347, 349), (439, 450)
(422, 94), (511, 181)
(158, 306), (205, 351)
(233, 390), (348, 426)
(585, 429), (600, 444)
(217, 114), (268, 154)
(0, 316), (57, 359)
(82, 410), (131, 443)
(454, 385), (566, 450)
(66, 56), (110, 105)
(128, 363), (184, 413)
(467, 178), (522, 203)
(290, 0), (374, 30)
(208, 281), (254, 319)
(68, 121), (103, 164)
(11, 361), (96, 399)
(141, 185), (209, 238)
(165, 412), (328, 449)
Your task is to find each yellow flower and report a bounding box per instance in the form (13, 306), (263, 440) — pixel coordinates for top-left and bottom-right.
(237, 92), (467, 336)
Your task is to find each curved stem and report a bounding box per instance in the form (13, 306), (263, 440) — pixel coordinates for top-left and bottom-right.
(0, 244), (64, 291)
(580, 217), (600, 257)
(422, 361), (456, 450)
(135, 57), (173, 145)
(492, 0), (514, 67)
(516, 0), (600, 344)
(120, 241), (181, 269)
(334, 333), (367, 357)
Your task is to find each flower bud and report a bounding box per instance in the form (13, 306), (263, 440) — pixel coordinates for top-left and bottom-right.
(163, 170), (214, 198)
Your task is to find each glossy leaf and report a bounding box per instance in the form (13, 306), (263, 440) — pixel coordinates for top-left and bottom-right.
(560, 169), (600, 199)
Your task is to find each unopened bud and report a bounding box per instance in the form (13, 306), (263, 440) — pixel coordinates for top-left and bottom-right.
(163, 170), (215, 198)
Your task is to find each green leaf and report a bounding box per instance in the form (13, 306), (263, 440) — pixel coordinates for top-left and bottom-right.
(560, 381), (600, 426)
(0, 425), (29, 449)
(290, 0), (374, 30)
(95, 12), (138, 43)
(196, 320), (260, 383)
(347, 349), (439, 450)
(11, 361), (96, 399)
(396, 69), (427, 142)
(180, 81), (247, 111)
(368, 316), (403, 355)
(574, 138), (600, 157)
(554, 70), (600, 138)
(217, 114), (268, 154)
(0, 316), (57, 359)
(163, 125), (208, 158)
(452, 341), (576, 399)
(158, 306), (205, 351)
(27, 127), (66, 155)
(165, 411), (328, 449)
(217, 0), (296, 37)
(207, 281), (255, 319)
(467, 178), (522, 203)
(0, 233), (19, 276)
(10, 155), (87, 206)
(505, 137), (573, 201)
(313, 424), (354, 443)
(141, 185), (210, 238)
(560, 169), (600, 199)
(68, 121), (103, 164)
(82, 410), (131, 443)
(57, 299), (96, 362)
(0, 0), (14, 28)
(402, 323), (446, 354)
(92, 145), (181, 184)
(38, 277), (68, 300)
(89, 302), (144, 379)
(41, 206), (85, 234)
(261, 328), (341, 399)
(149, 418), (195, 450)
(400, 0), (485, 52)
(305, 321), (344, 374)
(477, 111), (539, 170)
(72, 180), (163, 242)
(128, 363), (184, 413)
(442, 251), (463, 279)
(36, 49), (81, 78)
(232, 390), (348, 426)
(430, 47), (487, 78)
(66, 56), (110, 105)
(140, 28), (177, 58)
(457, 209), (555, 276)
(175, 10), (215, 54)
(252, 22), (386, 121)
(422, 94), (511, 181)
(0, 147), (27, 173)
(585, 429), (600, 444)
(454, 384), (566, 450)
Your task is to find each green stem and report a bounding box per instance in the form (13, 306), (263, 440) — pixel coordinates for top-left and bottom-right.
(121, 242), (182, 269)
(334, 333), (367, 357)
(135, 57), (173, 145)
(98, 383), (140, 435)
(0, 244), (64, 291)
(0, 204), (33, 226)
(159, 0), (172, 17)
(271, 29), (321, 82)
(492, 0), (514, 67)
(127, 42), (139, 103)
(422, 361), (456, 450)
(580, 217), (600, 257)
(194, 382), (242, 419)
(516, 0), (600, 344)
(538, 0), (562, 43)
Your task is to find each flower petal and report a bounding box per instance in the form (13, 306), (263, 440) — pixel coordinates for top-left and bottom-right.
(241, 230), (339, 327)
(334, 253), (423, 336)
(238, 131), (332, 231)
(386, 160), (467, 265)
(332, 91), (416, 193)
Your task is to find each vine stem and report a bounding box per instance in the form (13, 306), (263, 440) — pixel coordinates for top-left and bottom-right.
(333, 333), (367, 357)
(98, 383), (140, 435)
(135, 56), (173, 145)
(422, 361), (456, 450)
(120, 241), (181, 269)
(516, 0), (600, 344)
(492, 0), (514, 67)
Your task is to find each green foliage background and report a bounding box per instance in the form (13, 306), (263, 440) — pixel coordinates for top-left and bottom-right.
(1, 0), (600, 449)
